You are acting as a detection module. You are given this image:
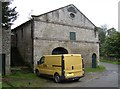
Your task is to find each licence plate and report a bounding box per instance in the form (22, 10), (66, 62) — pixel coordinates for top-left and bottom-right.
(66, 73), (74, 77)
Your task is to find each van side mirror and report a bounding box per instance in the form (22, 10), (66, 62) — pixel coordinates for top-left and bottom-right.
(37, 61), (39, 65)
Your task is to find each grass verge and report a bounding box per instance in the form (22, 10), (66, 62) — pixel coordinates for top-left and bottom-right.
(2, 65), (106, 87)
(0, 82), (2, 89)
(2, 71), (47, 88)
(100, 59), (120, 65)
(0, 74), (2, 88)
(85, 65), (106, 73)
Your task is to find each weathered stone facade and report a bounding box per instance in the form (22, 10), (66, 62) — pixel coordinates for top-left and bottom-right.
(0, 28), (11, 74)
(12, 4), (99, 71)
(0, 28), (2, 75)
(11, 21), (33, 67)
(118, 1), (120, 32)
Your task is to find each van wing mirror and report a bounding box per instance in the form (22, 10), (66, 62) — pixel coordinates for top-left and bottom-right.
(37, 61), (39, 65)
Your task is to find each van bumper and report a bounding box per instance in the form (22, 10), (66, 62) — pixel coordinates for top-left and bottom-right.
(67, 77), (81, 81)
(60, 75), (84, 81)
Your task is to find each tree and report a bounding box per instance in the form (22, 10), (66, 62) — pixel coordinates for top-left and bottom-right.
(2, 0), (18, 28)
(97, 25), (119, 58)
(107, 27), (116, 37)
(97, 27), (106, 44)
(102, 32), (120, 58)
(97, 25), (107, 56)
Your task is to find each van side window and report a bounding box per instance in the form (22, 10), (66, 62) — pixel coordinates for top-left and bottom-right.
(39, 56), (45, 64)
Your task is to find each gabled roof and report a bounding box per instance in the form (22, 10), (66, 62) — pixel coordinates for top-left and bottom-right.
(32, 4), (73, 17)
(12, 4), (96, 31)
(32, 4), (96, 27)
(12, 19), (32, 31)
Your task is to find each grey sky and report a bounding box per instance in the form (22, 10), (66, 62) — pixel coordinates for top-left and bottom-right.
(11, 0), (119, 30)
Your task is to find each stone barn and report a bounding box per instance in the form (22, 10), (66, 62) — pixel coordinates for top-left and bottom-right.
(11, 4), (99, 71)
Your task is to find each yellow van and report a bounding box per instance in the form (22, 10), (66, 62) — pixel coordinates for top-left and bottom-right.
(35, 54), (84, 83)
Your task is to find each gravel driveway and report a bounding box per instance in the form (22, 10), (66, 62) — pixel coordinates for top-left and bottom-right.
(40, 62), (119, 87)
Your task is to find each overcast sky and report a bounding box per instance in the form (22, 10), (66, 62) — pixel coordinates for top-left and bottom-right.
(11, 0), (119, 30)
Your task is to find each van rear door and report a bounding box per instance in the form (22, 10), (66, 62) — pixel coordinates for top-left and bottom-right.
(64, 54), (83, 78)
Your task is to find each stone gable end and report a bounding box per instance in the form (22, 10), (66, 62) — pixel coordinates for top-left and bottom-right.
(33, 4), (95, 30)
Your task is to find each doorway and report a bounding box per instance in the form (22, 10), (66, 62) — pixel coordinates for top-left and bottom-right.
(92, 53), (97, 68)
(0, 54), (6, 75)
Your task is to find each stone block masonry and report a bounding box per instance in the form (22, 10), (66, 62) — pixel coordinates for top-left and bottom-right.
(1, 29), (11, 74)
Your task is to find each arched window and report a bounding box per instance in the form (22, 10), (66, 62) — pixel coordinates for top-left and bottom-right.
(52, 47), (68, 55)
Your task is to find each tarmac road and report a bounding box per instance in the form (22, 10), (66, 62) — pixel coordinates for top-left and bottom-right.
(42, 62), (119, 87)
(80, 62), (119, 87)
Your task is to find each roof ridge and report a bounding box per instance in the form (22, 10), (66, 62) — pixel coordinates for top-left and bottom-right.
(32, 4), (96, 27)
(32, 4), (74, 17)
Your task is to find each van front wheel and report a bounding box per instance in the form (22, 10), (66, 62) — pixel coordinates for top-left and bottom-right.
(54, 74), (61, 83)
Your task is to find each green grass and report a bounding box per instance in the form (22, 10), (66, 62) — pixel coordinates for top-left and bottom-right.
(85, 65), (106, 73)
(2, 82), (11, 87)
(100, 59), (120, 65)
(0, 74), (2, 88)
(2, 65), (106, 87)
(5, 71), (37, 78)
(0, 82), (2, 89)
(2, 72), (47, 88)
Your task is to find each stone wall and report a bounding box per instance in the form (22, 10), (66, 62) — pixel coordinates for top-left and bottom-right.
(118, 1), (120, 32)
(33, 4), (99, 70)
(34, 4), (95, 30)
(2, 29), (11, 74)
(13, 21), (33, 67)
(33, 39), (99, 68)
(34, 21), (98, 42)
(0, 28), (2, 74)
(33, 20), (99, 69)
